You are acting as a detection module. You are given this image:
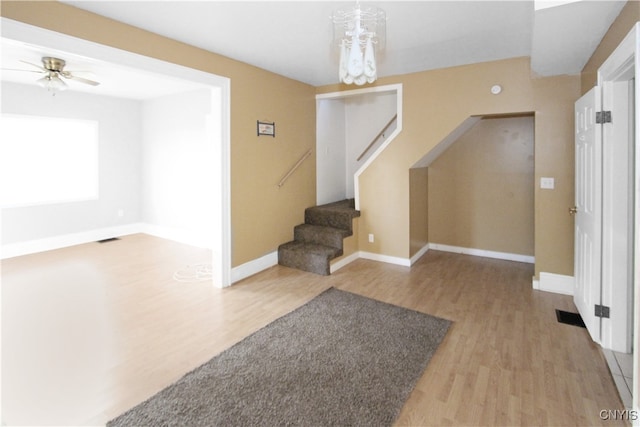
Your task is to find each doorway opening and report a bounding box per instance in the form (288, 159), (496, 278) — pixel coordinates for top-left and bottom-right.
(1, 18), (232, 287)
(316, 84), (402, 210)
(426, 114), (535, 263)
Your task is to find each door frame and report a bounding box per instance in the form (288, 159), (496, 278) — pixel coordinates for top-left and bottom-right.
(596, 22), (639, 411)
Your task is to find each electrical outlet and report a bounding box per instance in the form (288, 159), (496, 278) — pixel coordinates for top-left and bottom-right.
(117, 209), (124, 218)
(540, 177), (555, 190)
(368, 233), (374, 243)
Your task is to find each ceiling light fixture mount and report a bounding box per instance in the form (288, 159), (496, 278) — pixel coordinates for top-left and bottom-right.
(331, 1), (386, 86)
(37, 57), (68, 94)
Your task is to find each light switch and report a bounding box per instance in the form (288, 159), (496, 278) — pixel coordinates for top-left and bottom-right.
(540, 177), (555, 189)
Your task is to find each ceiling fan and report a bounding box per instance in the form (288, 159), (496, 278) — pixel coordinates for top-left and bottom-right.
(5, 56), (100, 92)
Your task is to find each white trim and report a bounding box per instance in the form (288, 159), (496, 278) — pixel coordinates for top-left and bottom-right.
(1, 18), (232, 288)
(330, 251), (360, 273)
(360, 251), (411, 267)
(315, 84), (403, 101)
(532, 277), (540, 290)
(428, 243), (535, 264)
(410, 244), (430, 265)
(538, 272), (574, 296)
(0, 223), (144, 259)
(316, 84), (403, 211)
(597, 25), (637, 86)
(230, 251), (278, 284)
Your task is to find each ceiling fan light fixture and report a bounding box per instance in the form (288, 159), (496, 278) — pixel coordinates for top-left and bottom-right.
(37, 73), (68, 93)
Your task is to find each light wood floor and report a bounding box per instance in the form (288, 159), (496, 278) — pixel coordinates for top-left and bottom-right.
(1, 234), (626, 426)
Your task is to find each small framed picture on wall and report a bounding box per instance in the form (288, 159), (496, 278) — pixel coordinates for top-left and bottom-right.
(257, 120), (275, 137)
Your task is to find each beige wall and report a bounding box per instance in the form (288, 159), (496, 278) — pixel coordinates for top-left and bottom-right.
(428, 116), (535, 256)
(318, 57), (580, 278)
(1, 1), (317, 267)
(409, 167), (429, 257)
(533, 75), (581, 276)
(581, 0), (640, 94)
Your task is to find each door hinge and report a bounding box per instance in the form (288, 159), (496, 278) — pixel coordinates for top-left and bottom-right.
(596, 111), (612, 124)
(595, 304), (610, 318)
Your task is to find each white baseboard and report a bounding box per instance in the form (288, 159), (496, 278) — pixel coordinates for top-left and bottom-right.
(231, 251), (278, 284)
(532, 277), (540, 290)
(4, 228), (567, 299)
(360, 251), (411, 267)
(428, 243), (535, 264)
(330, 251), (360, 273)
(1, 223), (144, 259)
(537, 272), (574, 295)
(410, 244), (430, 265)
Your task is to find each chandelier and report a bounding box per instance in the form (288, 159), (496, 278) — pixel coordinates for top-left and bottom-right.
(331, 2), (386, 85)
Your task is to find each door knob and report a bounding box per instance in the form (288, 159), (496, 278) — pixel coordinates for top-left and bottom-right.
(569, 206), (578, 215)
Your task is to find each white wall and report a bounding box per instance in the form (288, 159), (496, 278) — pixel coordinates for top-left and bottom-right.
(345, 91), (397, 198)
(316, 91), (397, 205)
(1, 83), (215, 253)
(1, 82), (142, 244)
(141, 88), (215, 248)
(316, 99), (346, 205)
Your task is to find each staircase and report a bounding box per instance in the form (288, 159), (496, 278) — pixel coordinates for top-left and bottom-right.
(278, 199), (360, 275)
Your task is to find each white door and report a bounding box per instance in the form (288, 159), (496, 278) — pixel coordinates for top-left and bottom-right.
(574, 87), (602, 343)
(599, 74), (635, 352)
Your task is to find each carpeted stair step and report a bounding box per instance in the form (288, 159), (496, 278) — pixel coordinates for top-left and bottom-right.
(278, 241), (342, 276)
(304, 199), (360, 234)
(278, 199), (360, 275)
(294, 224), (348, 249)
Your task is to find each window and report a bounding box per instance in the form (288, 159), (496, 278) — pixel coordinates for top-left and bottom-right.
(0, 114), (99, 208)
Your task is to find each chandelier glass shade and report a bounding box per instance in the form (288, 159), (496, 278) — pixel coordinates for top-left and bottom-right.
(331, 2), (386, 85)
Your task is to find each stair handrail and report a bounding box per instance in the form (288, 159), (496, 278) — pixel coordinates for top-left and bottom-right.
(356, 114), (398, 161)
(278, 149), (312, 188)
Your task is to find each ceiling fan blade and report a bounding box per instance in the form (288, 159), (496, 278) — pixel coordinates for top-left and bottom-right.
(19, 60), (47, 71)
(1, 68), (44, 73)
(61, 72), (100, 86)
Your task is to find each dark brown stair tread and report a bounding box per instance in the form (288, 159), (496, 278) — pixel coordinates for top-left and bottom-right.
(306, 199), (360, 217)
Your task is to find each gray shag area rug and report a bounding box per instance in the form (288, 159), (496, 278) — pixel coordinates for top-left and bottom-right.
(107, 287), (451, 427)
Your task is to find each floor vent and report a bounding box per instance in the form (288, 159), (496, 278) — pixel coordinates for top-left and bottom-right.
(96, 237), (121, 244)
(555, 309), (586, 328)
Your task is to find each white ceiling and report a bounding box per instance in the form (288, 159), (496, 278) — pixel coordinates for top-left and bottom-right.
(1, 37), (205, 100)
(1, 1), (627, 99)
